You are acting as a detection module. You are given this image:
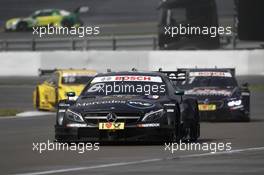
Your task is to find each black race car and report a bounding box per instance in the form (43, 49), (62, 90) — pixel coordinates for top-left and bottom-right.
(55, 71), (200, 142)
(173, 68), (250, 122)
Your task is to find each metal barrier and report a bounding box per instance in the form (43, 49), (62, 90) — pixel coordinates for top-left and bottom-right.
(0, 35), (158, 51)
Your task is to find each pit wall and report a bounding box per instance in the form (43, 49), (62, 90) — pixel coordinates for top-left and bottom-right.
(0, 50), (263, 76)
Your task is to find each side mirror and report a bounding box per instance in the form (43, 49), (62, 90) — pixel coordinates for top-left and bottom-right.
(75, 6), (89, 13)
(66, 92), (76, 97)
(175, 90), (184, 96)
(80, 6), (89, 13)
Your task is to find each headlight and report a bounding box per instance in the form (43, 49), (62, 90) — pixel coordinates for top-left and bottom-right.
(227, 99), (242, 107)
(142, 109), (164, 122)
(65, 109), (84, 123)
(57, 111), (64, 125)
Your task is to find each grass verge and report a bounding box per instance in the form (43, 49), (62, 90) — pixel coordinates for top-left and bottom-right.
(249, 85), (264, 92)
(0, 109), (23, 117)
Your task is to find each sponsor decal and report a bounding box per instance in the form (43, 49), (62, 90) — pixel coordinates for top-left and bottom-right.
(166, 109), (174, 112)
(66, 123), (87, 127)
(91, 75), (163, 83)
(76, 100), (126, 107)
(137, 123), (160, 128)
(87, 83), (105, 93)
(127, 101), (154, 109)
(58, 103), (70, 107)
(189, 71), (232, 77)
(99, 122), (125, 130)
(164, 103), (176, 106)
(62, 73), (94, 77)
(185, 88), (232, 96)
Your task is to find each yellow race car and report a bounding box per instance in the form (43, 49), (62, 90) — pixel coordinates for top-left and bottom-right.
(5, 7), (89, 31)
(33, 69), (97, 111)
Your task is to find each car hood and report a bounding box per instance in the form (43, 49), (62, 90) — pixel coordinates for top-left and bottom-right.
(6, 17), (32, 24)
(70, 95), (163, 114)
(6, 18), (21, 24)
(184, 87), (235, 100)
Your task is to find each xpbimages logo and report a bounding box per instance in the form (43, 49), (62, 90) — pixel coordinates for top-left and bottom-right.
(87, 82), (166, 96)
(164, 24), (232, 38)
(164, 141), (232, 154)
(32, 140), (100, 154)
(32, 24), (100, 37)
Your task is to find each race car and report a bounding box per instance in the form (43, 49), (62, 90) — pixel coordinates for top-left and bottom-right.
(55, 71), (200, 142)
(5, 7), (88, 31)
(174, 68), (250, 122)
(33, 69), (97, 111)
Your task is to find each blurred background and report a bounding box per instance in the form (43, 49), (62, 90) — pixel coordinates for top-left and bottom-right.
(0, 0), (263, 51)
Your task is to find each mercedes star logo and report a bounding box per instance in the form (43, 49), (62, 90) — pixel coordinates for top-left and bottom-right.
(204, 98), (209, 104)
(106, 112), (117, 122)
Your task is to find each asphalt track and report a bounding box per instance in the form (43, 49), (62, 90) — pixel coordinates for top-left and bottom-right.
(0, 76), (264, 174)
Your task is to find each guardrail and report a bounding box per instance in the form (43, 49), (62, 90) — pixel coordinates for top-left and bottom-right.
(0, 35), (158, 51)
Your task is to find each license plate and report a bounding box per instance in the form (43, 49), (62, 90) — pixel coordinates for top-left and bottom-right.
(198, 104), (216, 111)
(99, 122), (125, 130)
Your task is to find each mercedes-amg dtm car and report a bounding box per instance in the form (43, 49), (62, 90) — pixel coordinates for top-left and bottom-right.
(55, 71), (200, 142)
(33, 69), (97, 111)
(5, 7), (88, 31)
(174, 68), (250, 122)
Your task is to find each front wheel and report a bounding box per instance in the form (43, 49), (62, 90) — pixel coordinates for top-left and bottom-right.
(168, 115), (182, 143)
(181, 99), (200, 141)
(17, 22), (28, 31)
(189, 102), (200, 141)
(189, 122), (200, 142)
(61, 18), (74, 28)
(35, 87), (40, 110)
(170, 126), (181, 143)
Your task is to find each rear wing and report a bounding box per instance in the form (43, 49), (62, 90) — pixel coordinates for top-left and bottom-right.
(38, 69), (57, 76)
(158, 70), (187, 81)
(177, 68), (236, 77)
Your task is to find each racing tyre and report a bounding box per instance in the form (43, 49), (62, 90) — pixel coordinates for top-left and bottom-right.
(35, 87), (40, 110)
(61, 19), (73, 28)
(189, 122), (200, 142)
(189, 103), (200, 141)
(169, 106), (182, 143)
(170, 124), (181, 143)
(181, 99), (200, 141)
(17, 22), (28, 31)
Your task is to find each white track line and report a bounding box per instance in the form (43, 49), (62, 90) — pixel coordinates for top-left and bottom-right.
(15, 146), (264, 175)
(16, 111), (55, 117)
(0, 114), (54, 120)
(0, 111), (55, 120)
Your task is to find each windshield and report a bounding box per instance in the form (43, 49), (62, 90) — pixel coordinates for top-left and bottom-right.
(82, 75), (167, 96)
(177, 71), (237, 89)
(61, 76), (93, 85)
